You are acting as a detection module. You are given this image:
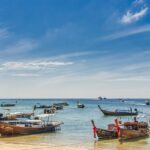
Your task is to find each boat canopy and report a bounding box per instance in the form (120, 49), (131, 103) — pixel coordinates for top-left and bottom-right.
(124, 122), (148, 128)
(36, 114), (54, 118)
(4, 119), (42, 123)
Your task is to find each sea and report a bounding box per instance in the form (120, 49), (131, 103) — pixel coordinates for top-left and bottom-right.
(0, 98), (150, 150)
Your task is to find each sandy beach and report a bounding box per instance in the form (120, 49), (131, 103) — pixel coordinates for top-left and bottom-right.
(1, 139), (150, 150)
(0, 141), (89, 150)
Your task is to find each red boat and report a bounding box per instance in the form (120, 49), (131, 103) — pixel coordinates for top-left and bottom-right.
(114, 118), (149, 141)
(91, 117), (149, 141)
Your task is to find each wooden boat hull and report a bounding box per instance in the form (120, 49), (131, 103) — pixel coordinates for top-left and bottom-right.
(120, 128), (149, 140)
(0, 122), (61, 136)
(98, 105), (138, 116)
(96, 128), (117, 139)
(1, 104), (15, 107)
(53, 102), (69, 106)
(35, 105), (63, 110)
(91, 120), (117, 139)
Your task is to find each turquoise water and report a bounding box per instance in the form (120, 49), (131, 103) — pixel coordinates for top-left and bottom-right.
(0, 99), (150, 149)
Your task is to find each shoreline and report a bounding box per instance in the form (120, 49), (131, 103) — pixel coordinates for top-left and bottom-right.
(1, 139), (150, 150)
(0, 141), (89, 150)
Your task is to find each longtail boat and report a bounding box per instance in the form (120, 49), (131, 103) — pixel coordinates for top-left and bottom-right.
(77, 101), (85, 108)
(98, 105), (138, 116)
(0, 119), (63, 136)
(91, 120), (117, 139)
(52, 104), (63, 110)
(53, 102), (69, 106)
(91, 118), (149, 141)
(145, 100), (150, 105)
(114, 118), (149, 141)
(1, 103), (16, 107)
(77, 104), (85, 108)
(33, 104), (51, 109)
(33, 103), (63, 110)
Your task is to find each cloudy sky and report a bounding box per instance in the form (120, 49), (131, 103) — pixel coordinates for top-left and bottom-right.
(0, 0), (150, 98)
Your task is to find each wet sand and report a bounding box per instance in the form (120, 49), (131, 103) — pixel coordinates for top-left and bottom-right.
(1, 139), (150, 150)
(0, 141), (88, 150)
(93, 139), (150, 150)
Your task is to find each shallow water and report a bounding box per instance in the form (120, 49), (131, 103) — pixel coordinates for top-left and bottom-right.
(0, 99), (150, 150)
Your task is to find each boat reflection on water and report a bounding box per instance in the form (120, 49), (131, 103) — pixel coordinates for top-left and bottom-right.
(93, 138), (150, 150)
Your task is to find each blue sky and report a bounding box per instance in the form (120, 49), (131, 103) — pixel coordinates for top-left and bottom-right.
(0, 0), (150, 98)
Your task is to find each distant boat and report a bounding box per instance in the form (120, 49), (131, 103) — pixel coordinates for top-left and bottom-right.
(145, 100), (150, 105)
(118, 99), (125, 102)
(98, 105), (138, 116)
(98, 96), (103, 100)
(77, 101), (85, 108)
(77, 104), (85, 108)
(53, 102), (69, 106)
(1, 103), (16, 107)
(33, 104), (51, 109)
(52, 104), (63, 110)
(98, 97), (107, 100)
(33, 103), (64, 110)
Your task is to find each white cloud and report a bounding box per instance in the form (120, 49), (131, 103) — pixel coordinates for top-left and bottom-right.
(120, 0), (148, 24)
(0, 59), (73, 71)
(50, 51), (101, 61)
(101, 24), (150, 41)
(121, 7), (148, 24)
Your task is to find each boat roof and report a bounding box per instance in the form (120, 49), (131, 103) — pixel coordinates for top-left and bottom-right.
(3, 119), (42, 123)
(8, 112), (32, 115)
(124, 121), (148, 127)
(36, 114), (54, 118)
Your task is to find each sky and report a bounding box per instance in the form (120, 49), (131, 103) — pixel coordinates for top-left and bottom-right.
(0, 0), (150, 98)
